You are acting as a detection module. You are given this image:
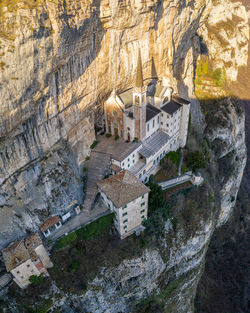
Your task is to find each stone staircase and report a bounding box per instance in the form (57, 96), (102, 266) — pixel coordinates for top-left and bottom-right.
(83, 151), (111, 213)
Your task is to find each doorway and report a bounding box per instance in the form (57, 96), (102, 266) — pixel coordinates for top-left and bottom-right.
(127, 132), (131, 141)
(114, 128), (118, 137)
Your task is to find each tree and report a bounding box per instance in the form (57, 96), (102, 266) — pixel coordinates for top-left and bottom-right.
(146, 180), (165, 213)
(187, 150), (206, 171)
(160, 157), (177, 174)
(29, 274), (44, 286)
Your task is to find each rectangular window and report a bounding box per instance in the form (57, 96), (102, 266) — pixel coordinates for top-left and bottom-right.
(127, 158), (130, 162)
(142, 194), (144, 199)
(133, 154), (135, 158)
(140, 209), (145, 214)
(167, 123), (169, 127)
(147, 124), (149, 132)
(128, 164), (130, 168)
(123, 219), (128, 223)
(122, 212), (128, 217)
(153, 119), (155, 127)
(124, 225), (127, 229)
(133, 160), (135, 163)
(157, 116), (159, 124)
(122, 205), (127, 209)
(122, 162), (124, 166)
(141, 215), (145, 219)
(141, 202), (145, 207)
(161, 113), (163, 117)
(161, 122), (163, 125)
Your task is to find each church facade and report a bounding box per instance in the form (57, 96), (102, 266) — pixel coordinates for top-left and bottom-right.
(104, 51), (191, 183)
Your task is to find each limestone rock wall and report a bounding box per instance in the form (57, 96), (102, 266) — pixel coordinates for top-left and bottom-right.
(0, 0), (213, 248)
(198, 0), (249, 81)
(0, 1), (248, 312)
(204, 98), (247, 227)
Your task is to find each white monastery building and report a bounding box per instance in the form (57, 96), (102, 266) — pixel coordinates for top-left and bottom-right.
(97, 170), (150, 239)
(104, 51), (190, 183)
(2, 233), (53, 289)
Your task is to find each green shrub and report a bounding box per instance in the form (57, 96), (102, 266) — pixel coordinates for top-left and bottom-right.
(146, 180), (166, 212)
(164, 151), (180, 166)
(160, 157), (177, 173)
(187, 150), (206, 171)
(85, 156), (90, 160)
(83, 167), (88, 172)
(160, 279), (180, 299)
(143, 180), (170, 238)
(133, 137), (139, 142)
(68, 260), (80, 272)
(114, 135), (119, 141)
(90, 140), (99, 149)
(106, 133), (112, 138)
(171, 217), (178, 232)
(29, 274), (44, 286)
(56, 232), (77, 249)
(213, 67), (226, 86)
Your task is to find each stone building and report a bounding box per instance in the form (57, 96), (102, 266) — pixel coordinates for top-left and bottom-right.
(40, 215), (62, 238)
(97, 170), (150, 239)
(2, 233), (53, 289)
(104, 50), (190, 183)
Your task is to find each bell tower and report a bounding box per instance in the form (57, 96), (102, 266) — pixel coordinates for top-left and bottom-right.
(133, 50), (147, 141)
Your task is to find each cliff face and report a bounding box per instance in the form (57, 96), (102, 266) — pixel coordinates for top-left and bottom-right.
(0, 0), (214, 248)
(198, 0), (249, 81)
(0, 0), (248, 313)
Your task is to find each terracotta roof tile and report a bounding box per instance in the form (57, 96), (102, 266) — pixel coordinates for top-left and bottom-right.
(40, 215), (61, 233)
(97, 170), (150, 208)
(110, 164), (122, 172)
(2, 233), (43, 272)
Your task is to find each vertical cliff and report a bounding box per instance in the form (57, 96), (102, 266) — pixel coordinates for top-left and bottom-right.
(0, 1), (248, 313)
(0, 0), (214, 248)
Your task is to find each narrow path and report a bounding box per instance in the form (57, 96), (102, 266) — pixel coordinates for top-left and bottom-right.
(83, 151), (111, 212)
(49, 199), (110, 241)
(178, 148), (184, 176)
(158, 171), (193, 190)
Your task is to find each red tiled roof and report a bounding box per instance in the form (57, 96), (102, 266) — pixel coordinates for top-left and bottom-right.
(40, 215), (61, 232)
(97, 170), (150, 208)
(2, 233), (43, 272)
